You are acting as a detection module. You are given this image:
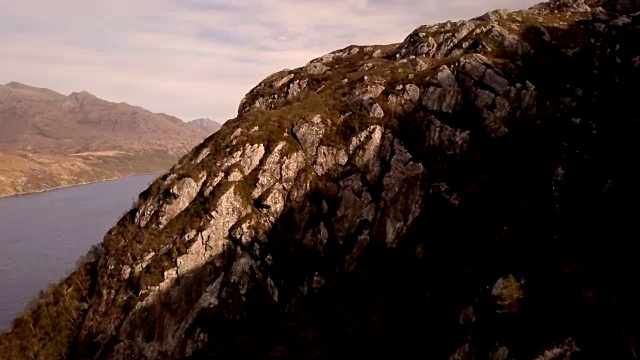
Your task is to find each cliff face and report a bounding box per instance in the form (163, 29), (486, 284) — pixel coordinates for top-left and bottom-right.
(2, 0), (640, 359)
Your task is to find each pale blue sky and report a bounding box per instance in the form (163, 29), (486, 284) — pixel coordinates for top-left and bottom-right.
(0, 0), (540, 122)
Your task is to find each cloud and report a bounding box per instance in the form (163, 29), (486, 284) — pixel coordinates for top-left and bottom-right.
(0, 0), (541, 122)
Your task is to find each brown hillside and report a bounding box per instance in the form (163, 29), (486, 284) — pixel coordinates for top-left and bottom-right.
(0, 82), (220, 196)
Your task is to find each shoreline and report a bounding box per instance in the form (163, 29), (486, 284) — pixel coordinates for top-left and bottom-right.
(0, 172), (162, 199)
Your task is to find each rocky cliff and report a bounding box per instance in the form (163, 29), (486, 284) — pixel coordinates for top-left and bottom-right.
(2, 0), (640, 359)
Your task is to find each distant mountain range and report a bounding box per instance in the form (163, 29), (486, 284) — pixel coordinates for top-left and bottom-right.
(0, 81), (221, 196)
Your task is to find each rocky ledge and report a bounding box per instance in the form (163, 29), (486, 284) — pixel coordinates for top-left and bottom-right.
(2, 0), (640, 359)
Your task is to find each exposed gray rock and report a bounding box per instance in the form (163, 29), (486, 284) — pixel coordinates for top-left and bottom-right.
(194, 148), (210, 164)
(227, 171), (243, 181)
(461, 55), (490, 80)
(119, 265), (131, 281)
(484, 68), (510, 93)
(475, 89), (495, 108)
(422, 67), (464, 113)
(293, 115), (326, 157)
(380, 140), (425, 247)
(252, 142), (305, 199)
(157, 173), (206, 228)
(550, 0), (591, 12)
(280, 151), (306, 189)
(203, 172), (224, 197)
(333, 174), (376, 242)
(275, 74), (294, 88)
(176, 186), (247, 277)
(398, 19), (479, 59)
(304, 62), (329, 75)
(427, 116), (470, 155)
(353, 79), (386, 105)
(133, 251), (155, 275)
(134, 200), (157, 228)
(409, 56), (429, 71)
(230, 128), (244, 143)
(487, 24), (531, 55)
(260, 186), (287, 221)
(239, 144), (266, 175)
(405, 84), (421, 101)
(350, 125), (384, 181)
(388, 83), (422, 116)
(369, 103), (385, 118)
(480, 8), (511, 23)
(313, 47), (361, 65)
(287, 79), (308, 99)
(313, 146), (348, 176)
(359, 62), (374, 71)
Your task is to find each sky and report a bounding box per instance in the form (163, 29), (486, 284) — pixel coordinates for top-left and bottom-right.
(0, 0), (540, 122)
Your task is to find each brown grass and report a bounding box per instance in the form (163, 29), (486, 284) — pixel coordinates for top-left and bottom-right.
(0, 151), (174, 197)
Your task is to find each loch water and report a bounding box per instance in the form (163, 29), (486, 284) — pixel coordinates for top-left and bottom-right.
(0, 174), (158, 331)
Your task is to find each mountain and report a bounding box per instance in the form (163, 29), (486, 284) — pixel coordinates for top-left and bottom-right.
(184, 118), (222, 134)
(2, 0), (640, 359)
(0, 83), (219, 196)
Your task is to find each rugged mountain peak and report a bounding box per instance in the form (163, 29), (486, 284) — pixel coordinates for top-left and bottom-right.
(67, 90), (102, 104)
(185, 118), (222, 133)
(2, 1), (640, 359)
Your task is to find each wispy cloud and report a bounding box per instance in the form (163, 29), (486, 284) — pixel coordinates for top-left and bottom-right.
(0, 0), (541, 121)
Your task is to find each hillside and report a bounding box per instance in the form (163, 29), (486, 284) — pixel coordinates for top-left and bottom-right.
(0, 83), (219, 196)
(2, 0), (640, 359)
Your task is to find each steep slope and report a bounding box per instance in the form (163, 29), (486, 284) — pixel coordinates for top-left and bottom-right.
(2, 0), (640, 359)
(0, 83), (218, 196)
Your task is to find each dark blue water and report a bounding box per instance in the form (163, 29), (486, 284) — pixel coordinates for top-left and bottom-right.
(0, 174), (158, 331)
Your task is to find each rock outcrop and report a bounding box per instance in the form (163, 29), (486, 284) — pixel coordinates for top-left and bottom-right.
(2, 1), (640, 359)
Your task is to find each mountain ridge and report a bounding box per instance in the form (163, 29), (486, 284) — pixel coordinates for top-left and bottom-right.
(2, 0), (640, 358)
(0, 82), (219, 196)
(184, 118), (222, 133)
